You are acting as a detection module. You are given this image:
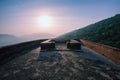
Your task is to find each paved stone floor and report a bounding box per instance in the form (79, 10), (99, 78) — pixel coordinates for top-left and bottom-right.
(0, 43), (120, 80)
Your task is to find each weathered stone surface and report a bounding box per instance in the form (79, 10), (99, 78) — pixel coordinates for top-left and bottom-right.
(0, 43), (119, 80)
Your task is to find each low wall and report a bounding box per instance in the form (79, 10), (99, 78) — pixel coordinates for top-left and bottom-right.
(80, 39), (120, 64)
(0, 39), (46, 61)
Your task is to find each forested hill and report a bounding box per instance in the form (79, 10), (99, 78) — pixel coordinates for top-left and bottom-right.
(57, 14), (120, 48)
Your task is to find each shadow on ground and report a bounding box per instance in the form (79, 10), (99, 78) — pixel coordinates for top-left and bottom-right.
(37, 48), (62, 62)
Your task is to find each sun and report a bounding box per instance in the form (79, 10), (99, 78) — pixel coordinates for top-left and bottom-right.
(38, 15), (53, 27)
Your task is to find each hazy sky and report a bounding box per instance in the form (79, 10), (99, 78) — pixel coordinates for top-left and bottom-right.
(0, 0), (120, 36)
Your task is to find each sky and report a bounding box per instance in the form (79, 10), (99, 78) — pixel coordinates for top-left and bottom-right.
(0, 0), (120, 37)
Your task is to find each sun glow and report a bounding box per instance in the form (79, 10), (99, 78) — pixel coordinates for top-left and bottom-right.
(38, 15), (53, 27)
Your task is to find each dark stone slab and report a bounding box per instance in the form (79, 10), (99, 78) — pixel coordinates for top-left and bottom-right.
(66, 39), (81, 49)
(41, 40), (55, 50)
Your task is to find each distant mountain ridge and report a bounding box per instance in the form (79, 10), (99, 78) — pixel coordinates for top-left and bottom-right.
(0, 34), (21, 47)
(22, 33), (54, 41)
(0, 33), (54, 47)
(57, 14), (120, 48)
(0, 34), (17, 38)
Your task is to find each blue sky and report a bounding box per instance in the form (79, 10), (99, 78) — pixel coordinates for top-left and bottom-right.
(0, 0), (120, 36)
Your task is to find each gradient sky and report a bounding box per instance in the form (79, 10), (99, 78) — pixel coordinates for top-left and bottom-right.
(0, 0), (120, 37)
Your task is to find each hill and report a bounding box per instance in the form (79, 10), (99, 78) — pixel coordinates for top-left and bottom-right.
(22, 33), (54, 41)
(56, 14), (120, 48)
(0, 34), (16, 39)
(0, 33), (54, 47)
(0, 34), (22, 47)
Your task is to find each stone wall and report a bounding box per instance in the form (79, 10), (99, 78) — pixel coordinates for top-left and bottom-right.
(80, 39), (120, 64)
(0, 39), (46, 61)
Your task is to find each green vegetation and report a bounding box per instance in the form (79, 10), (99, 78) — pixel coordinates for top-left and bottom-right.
(57, 14), (120, 48)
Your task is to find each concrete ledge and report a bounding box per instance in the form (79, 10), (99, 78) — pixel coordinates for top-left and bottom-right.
(0, 39), (46, 61)
(80, 39), (120, 64)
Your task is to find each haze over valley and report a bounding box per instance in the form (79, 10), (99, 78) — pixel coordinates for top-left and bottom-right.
(0, 33), (54, 47)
